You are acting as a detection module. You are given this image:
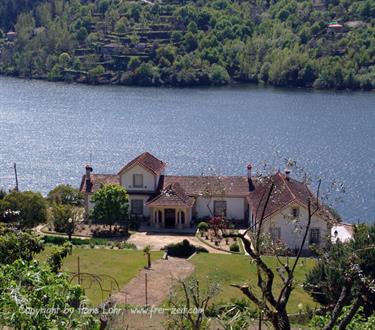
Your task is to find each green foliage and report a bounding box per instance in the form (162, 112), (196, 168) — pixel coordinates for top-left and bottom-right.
(197, 222), (209, 232)
(0, 189), (6, 200)
(46, 242), (72, 273)
(0, 191), (47, 228)
(304, 224), (375, 312)
(310, 306), (375, 330)
(0, 259), (99, 329)
(229, 243), (240, 252)
(0, 0), (374, 89)
(88, 64), (105, 81)
(42, 235), (132, 248)
(0, 224), (44, 264)
(165, 239), (208, 258)
(51, 203), (75, 233)
(91, 184), (129, 231)
(209, 64), (230, 85)
(48, 184), (83, 206)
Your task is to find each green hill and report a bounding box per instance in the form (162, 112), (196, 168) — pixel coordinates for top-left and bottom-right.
(0, 0), (374, 89)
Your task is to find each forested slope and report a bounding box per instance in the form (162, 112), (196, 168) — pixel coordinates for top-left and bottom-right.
(0, 0), (374, 89)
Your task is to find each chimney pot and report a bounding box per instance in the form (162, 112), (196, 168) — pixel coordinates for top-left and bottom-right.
(284, 168), (291, 180)
(247, 163), (252, 179)
(85, 165), (93, 192)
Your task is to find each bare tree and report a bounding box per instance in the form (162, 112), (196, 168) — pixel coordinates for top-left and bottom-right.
(166, 277), (220, 330)
(220, 171), (324, 330)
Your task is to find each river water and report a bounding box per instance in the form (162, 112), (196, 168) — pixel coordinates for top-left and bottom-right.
(0, 77), (374, 223)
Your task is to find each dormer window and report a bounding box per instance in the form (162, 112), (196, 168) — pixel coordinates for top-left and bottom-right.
(291, 207), (299, 218)
(133, 174), (143, 188)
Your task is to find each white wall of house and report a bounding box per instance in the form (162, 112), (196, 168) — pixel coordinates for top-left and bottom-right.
(120, 165), (158, 192)
(262, 203), (330, 249)
(195, 196), (246, 220)
(128, 194), (151, 217)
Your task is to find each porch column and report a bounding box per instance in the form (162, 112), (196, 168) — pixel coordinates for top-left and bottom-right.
(154, 209), (159, 228)
(162, 209), (165, 228)
(178, 209), (182, 229)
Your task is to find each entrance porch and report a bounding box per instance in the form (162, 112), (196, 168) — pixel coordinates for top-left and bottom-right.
(150, 207), (192, 229)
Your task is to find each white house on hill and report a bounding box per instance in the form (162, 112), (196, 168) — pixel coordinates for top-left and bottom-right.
(80, 152), (338, 249)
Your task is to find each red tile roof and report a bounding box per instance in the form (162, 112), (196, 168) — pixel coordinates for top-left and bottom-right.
(118, 152), (166, 175)
(247, 171), (337, 223)
(162, 175), (251, 197)
(146, 182), (195, 207)
(80, 174), (120, 193)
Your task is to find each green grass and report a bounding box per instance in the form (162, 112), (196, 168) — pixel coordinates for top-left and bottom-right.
(37, 247), (163, 306)
(189, 254), (318, 313)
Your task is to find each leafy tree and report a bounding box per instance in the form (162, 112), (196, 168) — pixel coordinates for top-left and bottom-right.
(133, 62), (158, 86)
(127, 56), (141, 71)
(209, 64), (230, 85)
(47, 242), (72, 273)
(51, 203), (75, 233)
(76, 27), (88, 43)
(88, 64), (105, 82)
(91, 184), (129, 233)
(48, 184), (83, 206)
(0, 260), (99, 329)
(0, 191), (47, 228)
(0, 224), (44, 265)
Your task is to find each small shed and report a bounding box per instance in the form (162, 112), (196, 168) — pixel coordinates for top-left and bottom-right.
(6, 31), (17, 41)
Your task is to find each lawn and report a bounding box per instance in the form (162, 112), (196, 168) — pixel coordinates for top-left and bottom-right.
(37, 247), (163, 306)
(189, 253), (318, 313)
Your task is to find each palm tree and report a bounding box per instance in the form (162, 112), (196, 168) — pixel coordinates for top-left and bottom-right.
(143, 245), (152, 269)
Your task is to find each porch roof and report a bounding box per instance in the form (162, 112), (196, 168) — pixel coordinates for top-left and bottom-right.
(146, 182), (195, 208)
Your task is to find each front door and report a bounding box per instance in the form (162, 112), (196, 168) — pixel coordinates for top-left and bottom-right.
(164, 209), (176, 228)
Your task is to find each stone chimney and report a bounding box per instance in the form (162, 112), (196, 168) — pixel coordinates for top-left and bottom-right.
(85, 165), (93, 192)
(284, 168), (291, 181)
(247, 163), (252, 179)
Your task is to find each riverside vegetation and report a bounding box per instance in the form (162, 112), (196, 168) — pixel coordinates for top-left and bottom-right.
(0, 0), (374, 89)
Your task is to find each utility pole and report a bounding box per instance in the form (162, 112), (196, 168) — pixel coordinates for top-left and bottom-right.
(78, 256), (81, 285)
(145, 273), (148, 306)
(13, 163), (19, 192)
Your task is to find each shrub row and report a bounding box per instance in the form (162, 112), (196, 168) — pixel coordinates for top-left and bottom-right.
(42, 235), (136, 249)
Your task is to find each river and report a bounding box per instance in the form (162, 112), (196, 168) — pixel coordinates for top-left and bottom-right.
(0, 76), (374, 223)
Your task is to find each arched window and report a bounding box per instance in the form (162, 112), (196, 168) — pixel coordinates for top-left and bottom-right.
(180, 211), (185, 225)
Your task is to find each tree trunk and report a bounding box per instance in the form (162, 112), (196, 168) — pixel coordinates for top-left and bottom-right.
(323, 286), (348, 330)
(147, 254), (151, 268)
(271, 308), (290, 330)
(338, 296), (362, 330)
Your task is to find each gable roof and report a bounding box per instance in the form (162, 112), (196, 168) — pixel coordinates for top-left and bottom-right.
(118, 152), (166, 175)
(146, 182), (195, 208)
(162, 175), (251, 197)
(247, 171), (337, 223)
(79, 174), (120, 193)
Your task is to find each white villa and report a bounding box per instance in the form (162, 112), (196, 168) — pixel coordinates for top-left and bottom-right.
(80, 152), (338, 250)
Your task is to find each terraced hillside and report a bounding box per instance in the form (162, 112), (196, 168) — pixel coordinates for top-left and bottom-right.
(0, 0), (374, 89)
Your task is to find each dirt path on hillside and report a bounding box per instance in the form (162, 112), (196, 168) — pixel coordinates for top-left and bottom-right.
(110, 257), (195, 306)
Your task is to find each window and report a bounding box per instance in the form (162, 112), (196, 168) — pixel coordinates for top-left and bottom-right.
(270, 227), (281, 241)
(214, 201), (227, 217)
(291, 207), (299, 218)
(310, 228), (321, 245)
(131, 199), (143, 215)
(133, 174), (143, 188)
(180, 211), (185, 224)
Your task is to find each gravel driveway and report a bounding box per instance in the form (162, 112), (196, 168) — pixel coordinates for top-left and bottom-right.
(128, 232), (227, 254)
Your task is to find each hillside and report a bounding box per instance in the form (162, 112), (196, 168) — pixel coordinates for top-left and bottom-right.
(0, 0), (374, 89)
